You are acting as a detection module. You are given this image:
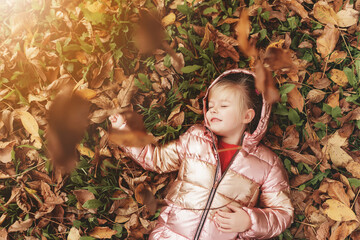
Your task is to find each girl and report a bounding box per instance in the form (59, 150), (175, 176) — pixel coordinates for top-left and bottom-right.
(109, 69), (294, 239)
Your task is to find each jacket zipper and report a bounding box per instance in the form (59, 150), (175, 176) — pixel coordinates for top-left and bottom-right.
(193, 130), (240, 240)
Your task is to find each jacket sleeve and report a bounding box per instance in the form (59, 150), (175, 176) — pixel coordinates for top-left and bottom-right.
(120, 131), (189, 174)
(238, 156), (294, 239)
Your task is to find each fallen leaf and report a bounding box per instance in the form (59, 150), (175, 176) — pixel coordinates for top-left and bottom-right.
(316, 24), (340, 59)
(329, 69), (348, 87)
(322, 199), (357, 221)
(313, 1), (339, 25)
(67, 227), (80, 240)
(290, 173), (313, 187)
(90, 51), (114, 88)
(76, 145), (95, 159)
(8, 219), (33, 233)
(16, 110), (42, 148)
(329, 146), (353, 167)
(282, 125), (299, 149)
(327, 180), (350, 206)
(0, 141), (16, 164)
(75, 88), (97, 100)
(0, 228), (8, 240)
(306, 89), (326, 103)
(287, 87), (304, 112)
(329, 220), (359, 240)
(346, 161), (360, 179)
(88, 226), (117, 239)
(283, 0), (309, 19)
(316, 220), (333, 240)
(337, 8), (359, 27)
(282, 149), (318, 166)
(326, 91), (339, 108)
(161, 12), (176, 27)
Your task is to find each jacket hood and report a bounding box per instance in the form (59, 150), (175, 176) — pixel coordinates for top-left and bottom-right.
(202, 68), (272, 150)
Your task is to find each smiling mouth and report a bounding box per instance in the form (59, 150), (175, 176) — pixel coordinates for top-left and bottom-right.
(211, 118), (221, 122)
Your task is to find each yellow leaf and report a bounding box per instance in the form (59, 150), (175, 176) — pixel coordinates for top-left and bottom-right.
(115, 215), (130, 223)
(161, 12), (176, 27)
(75, 88), (97, 100)
(322, 199), (357, 222)
(330, 69), (348, 87)
(76, 145), (95, 158)
(88, 226), (117, 239)
(329, 146), (353, 167)
(84, 1), (106, 13)
(17, 111), (39, 137)
(313, 1), (339, 25)
(67, 227), (80, 240)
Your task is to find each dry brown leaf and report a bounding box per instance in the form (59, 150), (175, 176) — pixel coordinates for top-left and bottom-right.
(329, 50), (347, 63)
(0, 141), (16, 164)
(88, 226), (117, 239)
(90, 51), (114, 88)
(329, 220), (359, 240)
(109, 129), (156, 148)
(0, 228), (8, 240)
(115, 215), (130, 223)
(67, 227), (80, 240)
(327, 180), (350, 207)
(313, 1), (339, 25)
(316, 24), (340, 59)
(8, 219), (33, 233)
(76, 145), (95, 159)
(337, 8), (359, 27)
(282, 149), (318, 166)
(326, 91), (339, 108)
(306, 89), (326, 103)
(328, 146), (353, 167)
(346, 161), (360, 178)
(282, 125), (299, 149)
(316, 220), (332, 240)
(322, 199), (357, 221)
(283, 0), (309, 19)
(329, 69), (348, 87)
(254, 61), (280, 104)
(290, 173), (313, 187)
(287, 87), (304, 112)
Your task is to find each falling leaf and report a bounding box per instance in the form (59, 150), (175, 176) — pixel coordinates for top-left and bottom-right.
(322, 199), (357, 221)
(287, 87), (304, 112)
(313, 1), (339, 25)
(67, 227), (80, 240)
(8, 219), (33, 233)
(88, 226), (117, 239)
(264, 47), (297, 74)
(329, 69), (348, 87)
(316, 24), (340, 59)
(235, 9), (257, 58)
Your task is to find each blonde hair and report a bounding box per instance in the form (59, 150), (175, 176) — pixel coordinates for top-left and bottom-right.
(208, 73), (262, 133)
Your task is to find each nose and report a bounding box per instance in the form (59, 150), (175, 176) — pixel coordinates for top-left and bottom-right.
(210, 107), (217, 113)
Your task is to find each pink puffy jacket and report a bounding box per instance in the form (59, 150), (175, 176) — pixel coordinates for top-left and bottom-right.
(121, 69), (294, 239)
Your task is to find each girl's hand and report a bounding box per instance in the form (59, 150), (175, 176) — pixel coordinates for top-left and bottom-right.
(214, 204), (251, 233)
(109, 113), (128, 130)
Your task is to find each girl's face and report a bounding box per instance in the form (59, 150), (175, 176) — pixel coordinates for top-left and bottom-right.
(206, 87), (254, 145)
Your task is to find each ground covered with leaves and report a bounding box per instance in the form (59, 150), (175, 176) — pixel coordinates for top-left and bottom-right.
(1, 0), (360, 239)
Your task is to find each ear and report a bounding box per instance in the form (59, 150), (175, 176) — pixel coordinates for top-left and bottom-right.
(243, 108), (255, 124)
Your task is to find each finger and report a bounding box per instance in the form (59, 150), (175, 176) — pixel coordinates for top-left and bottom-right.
(215, 214), (232, 226)
(217, 225), (233, 233)
(216, 210), (231, 219)
(226, 204), (242, 212)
